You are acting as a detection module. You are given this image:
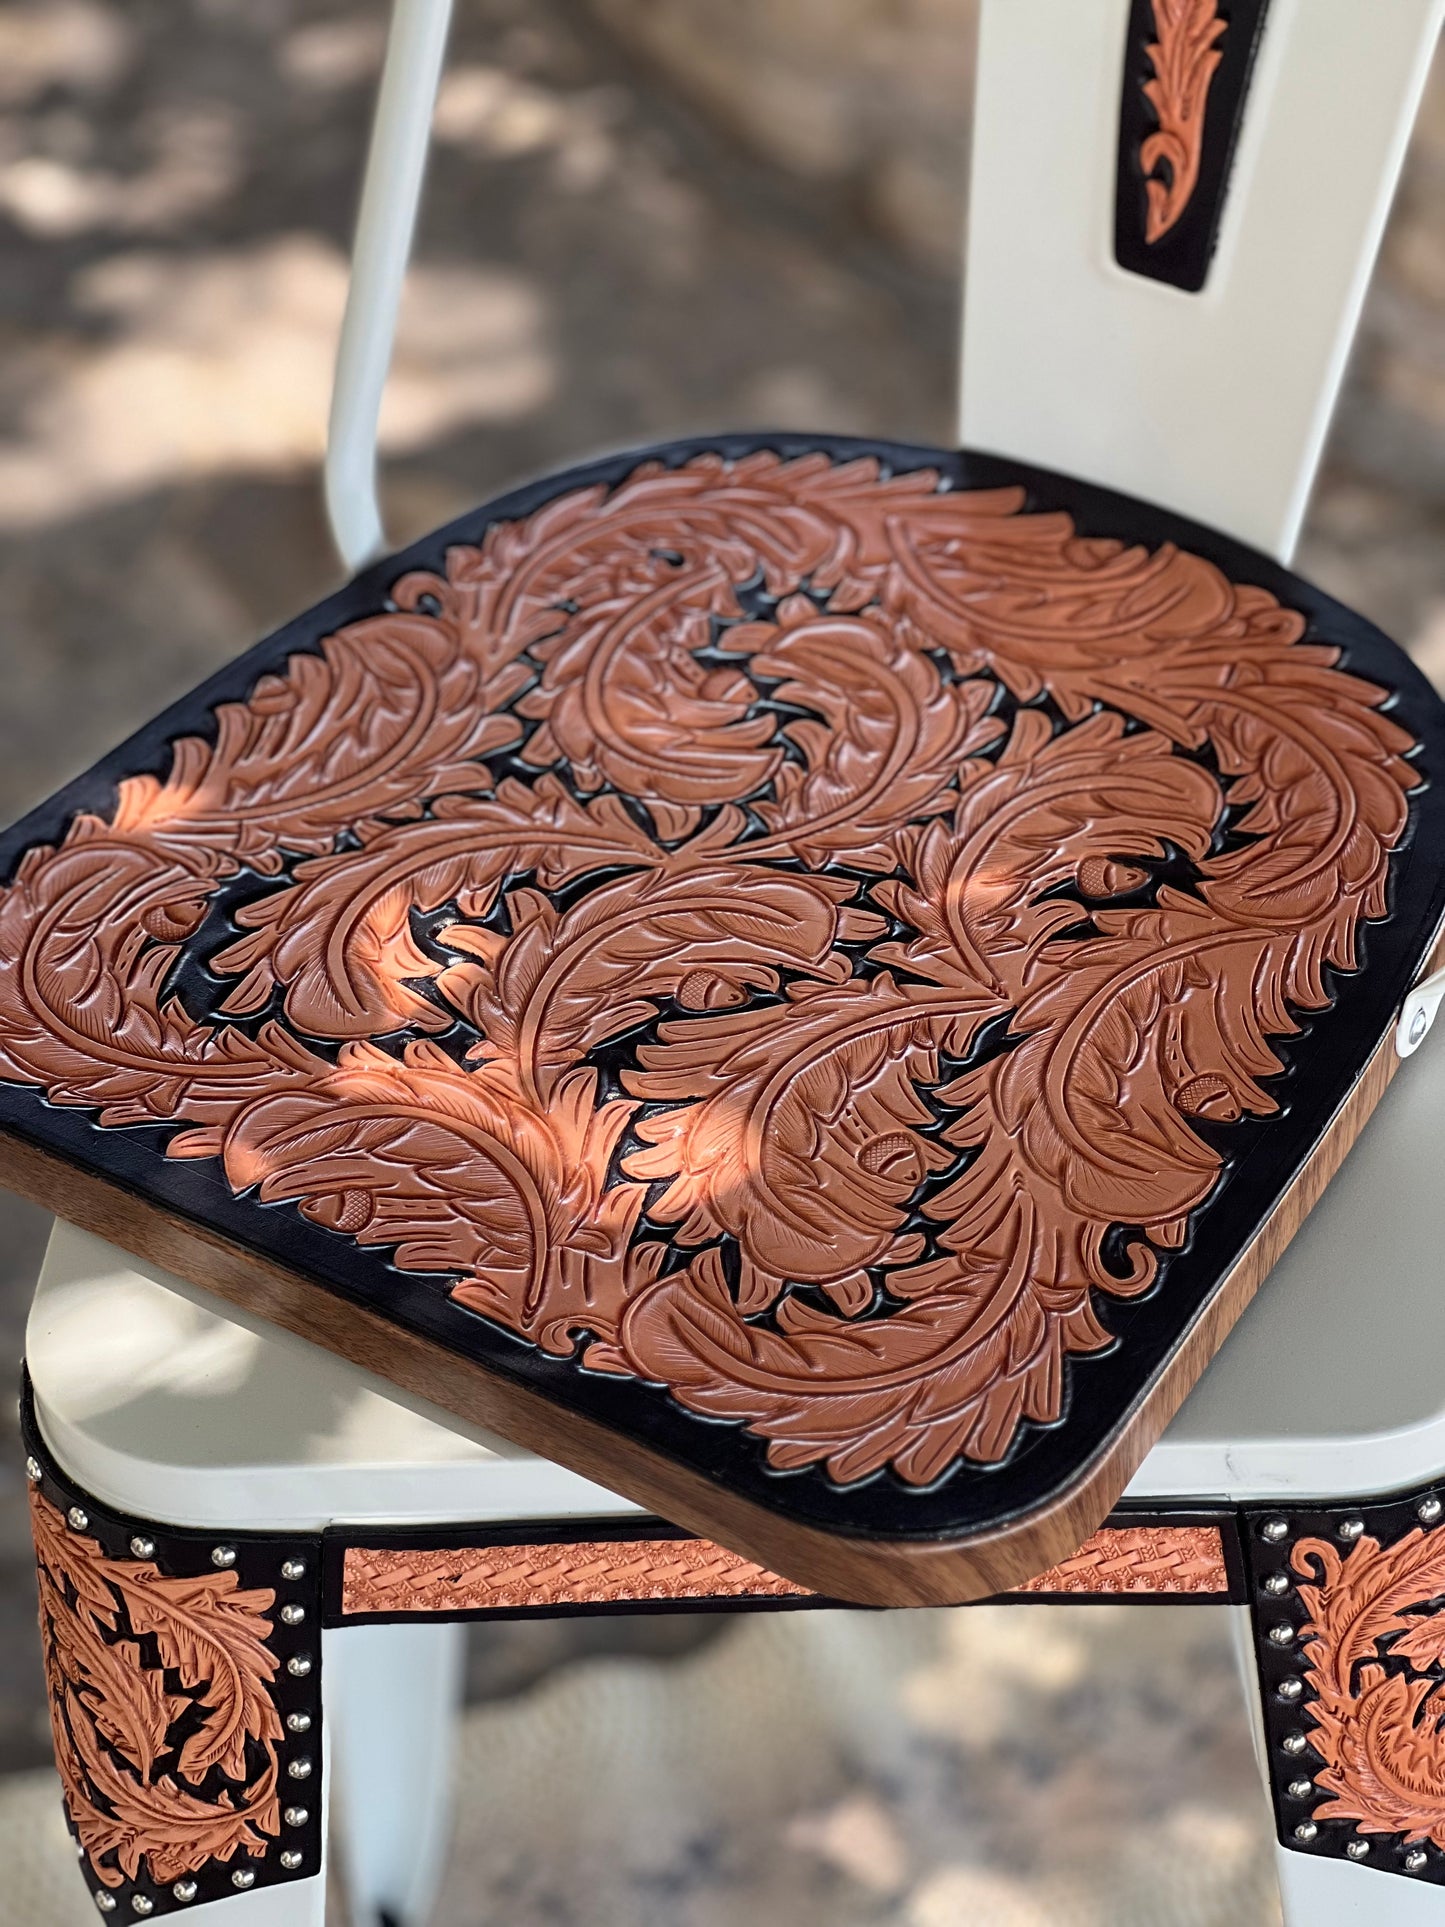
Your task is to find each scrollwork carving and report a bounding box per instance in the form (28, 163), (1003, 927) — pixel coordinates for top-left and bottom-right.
(0, 449), (1418, 1489)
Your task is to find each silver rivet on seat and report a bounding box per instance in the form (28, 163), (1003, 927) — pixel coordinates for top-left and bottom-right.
(1337, 1518), (1365, 1542)
(1278, 1678), (1303, 1702)
(1264, 1574), (1289, 1596)
(287, 1757), (312, 1780)
(280, 1603), (305, 1625)
(280, 1851), (303, 1871)
(1261, 1518), (1289, 1542)
(231, 1869), (256, 1890)
(1406, 1849), (1429, 1872)
(172, 1882), (197, 1903)
(1269, 1623), (1295, 1646)
(284, 1806), (308, 1828)
(1346, 1840), (1370, 1861)
(1294, 1822), (1317, 1843)
(129, 1536), (155, 1560)
(286, 1654), (312, 1678)
(25, 1456), (41, 1483)
(1420, 1497), (1442, 1525)
(68, 1507), (89, 1531)
(286, 1711), (311, 1734)
(281, 1558), (307, 1580)
(211, 1546), (237, 1569)
(1283, 1732), (1308, 1755)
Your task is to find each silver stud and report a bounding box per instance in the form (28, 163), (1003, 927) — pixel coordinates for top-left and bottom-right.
(281, 1558), (307, 1581)
(280, 1851), (303, 1871)
(1278, 1678), (1304, 1702)
(286, 1711), (311, 1734)
(1264, 1573), (1290, 1596)
(1283, 1732), (1308, 1755)
(1269, 1623), (1296, 1646)
(131, 1900), (154, 1918)
(1420, 1496), (1443, 1525)
(68, 1506), (89, 1531)
(1411, 1007), (1430, 1046)
(1294, 1822), (1317, 1843)
(172, 1882), (198, 1903)
(284, 1806), (309, 1828)
(1407, 1849), (1429, 1872)
(1346, 1840), (1370, 1860)
(129, 1536), (155, 1561)
(1288, 1778), (1313, 1798)
(280, 1603), (305, 1625)
(1338, 1518), (1365, 1543)
(286, 1654), (312, 1678)
(231, 1869), (256, 1891)
(288, 1757), (312, 1780)
(25, 1455), (41, 1483)
(211, 1545), (237, 1569)
(94, 1898), (117, 1915)
(1261, 1518), (1290, 1543)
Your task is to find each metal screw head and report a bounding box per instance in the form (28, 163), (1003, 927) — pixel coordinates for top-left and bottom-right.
(287, 1757), (313, 1781)
(286, 1711), (311, 1734)
(1406, 1849), (1429, 1872)
(129, 1536), (155, 1561)
(1269, 1623), (1296, 1647)
(280, 1851), (303, 1871)
(281, 1558), (307, 1581)
(172, 1881), (198, 1903)
(211, 1545), (237, 1570)
(1283, 1732), (1308, 1755)
(1294, 1822), (1318, 1843)
(25, 1455), (41, 1483)
(231, 1869), (256, 1891)
(280, 1603), (305, 1625)
(131, 1899), (154, 1917)
(1264, 1573), (1290, 1596)
(1261, 1518), (1290, 1543)
(1337, 1518), (1365, 1543)
(1411, 1007), (1430, 1046)
(1288, 1779), (1313, 1798)
(284, 1806), (309, 1828)
(94, 1897), (117, 1914)
(67, 1506), (89, 1532)
(1346, 1840), (1370, 1861)
(1420, 1496), (1443, 1525)
(286, 1654), (312, 1678)
(1278, 1678), (1304, 1702)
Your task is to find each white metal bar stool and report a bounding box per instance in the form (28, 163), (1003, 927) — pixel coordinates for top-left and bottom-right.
(17, 2), (1445, 1923)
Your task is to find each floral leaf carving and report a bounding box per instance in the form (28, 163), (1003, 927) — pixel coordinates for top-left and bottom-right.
(441, 861), (885, 1106)
(0, 448), (1422, 1491)
(1292, 1528), (1445, 1846)
(212, 777), (664, 1038)
(30, 1489), (282, 1890)
(1140, 0), (1228, 244)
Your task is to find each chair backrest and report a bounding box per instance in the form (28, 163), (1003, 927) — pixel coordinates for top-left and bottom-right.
(962, 0), (1443, 562)
(326, 0), (1442, 575)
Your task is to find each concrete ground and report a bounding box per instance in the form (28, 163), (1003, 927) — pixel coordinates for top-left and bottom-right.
(0, 1), (1440, 1918)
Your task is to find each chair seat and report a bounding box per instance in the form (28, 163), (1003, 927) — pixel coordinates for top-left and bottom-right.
(4, 432), (1444, 1605)
(28, 1033), (1445, 1538)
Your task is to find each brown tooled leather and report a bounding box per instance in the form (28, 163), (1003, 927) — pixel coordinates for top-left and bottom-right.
(1141, 0), (1228, 242)
(340, 1520), (1229, 1614)
(1014, 1524), (1227, 1595)
(0, 453), (1417, 1486)
(1292, 1528), (1445, 1846)
(29, 1488), (282, 1890)
(341, 1536), (812, 1615)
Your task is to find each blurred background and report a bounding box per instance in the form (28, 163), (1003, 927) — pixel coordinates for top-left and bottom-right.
(0, 2), (1441, 1921)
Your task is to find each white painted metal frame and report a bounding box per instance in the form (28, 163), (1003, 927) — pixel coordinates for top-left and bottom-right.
(21, 1), (1445, 1921)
